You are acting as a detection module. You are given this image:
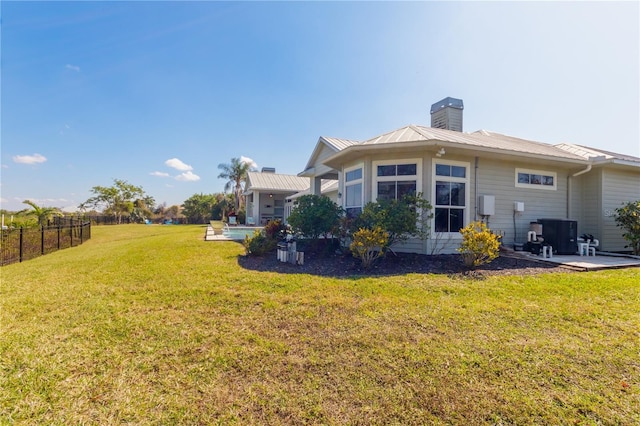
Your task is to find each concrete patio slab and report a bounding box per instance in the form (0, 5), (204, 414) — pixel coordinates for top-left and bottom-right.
(523, 252), (640, 271)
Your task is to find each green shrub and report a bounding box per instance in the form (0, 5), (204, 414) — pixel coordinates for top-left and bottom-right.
(242, 219), (285, 256)
(243, 230), (276, 256)
(458, 221), (501, 269)
(350, 227), (388, 269)
(287, 195), (343, 240)
(349, 194), (432, 252)
(614, 200), (640, 255)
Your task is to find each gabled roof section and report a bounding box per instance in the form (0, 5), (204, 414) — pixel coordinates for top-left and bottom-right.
(245, 172), (310, 193)
(322, 136), (359, 152)
(302, 136), (360, 173)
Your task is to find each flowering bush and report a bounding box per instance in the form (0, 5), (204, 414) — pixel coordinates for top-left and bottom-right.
(350, 227), (388, 269)
(458, 221), (501, 269)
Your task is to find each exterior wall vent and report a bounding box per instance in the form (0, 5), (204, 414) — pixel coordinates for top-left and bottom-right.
(430, 97), (464, 132)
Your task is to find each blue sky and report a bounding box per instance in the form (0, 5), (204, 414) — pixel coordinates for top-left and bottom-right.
(2, 1), (638, 212)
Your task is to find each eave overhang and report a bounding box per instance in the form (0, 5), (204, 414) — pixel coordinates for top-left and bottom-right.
(322, 139), (591, 170)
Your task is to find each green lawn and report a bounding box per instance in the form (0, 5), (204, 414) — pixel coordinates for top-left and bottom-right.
(1, 224), (638, 424)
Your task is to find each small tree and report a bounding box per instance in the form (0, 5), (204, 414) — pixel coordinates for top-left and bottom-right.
(217, 157), (256, 213)
(458, 221), (501, 269)
(614, 200), (640, 255)
(81, 179), (149, 224)
(182, 193), (218, 224)
(350, 227), (388, 269)
(287, 195), (343, 240)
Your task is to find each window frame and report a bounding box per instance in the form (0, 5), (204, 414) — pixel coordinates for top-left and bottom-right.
(372, 158), (422, 202)
(432, 158), (470, 237)
(343, 163), (364, 217)
(515, 168), (557, 190)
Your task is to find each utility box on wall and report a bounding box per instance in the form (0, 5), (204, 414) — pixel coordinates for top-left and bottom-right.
(478, 195), (495, 216)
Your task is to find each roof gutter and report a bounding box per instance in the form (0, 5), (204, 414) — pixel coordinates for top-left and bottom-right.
(571, 164), (592, 177)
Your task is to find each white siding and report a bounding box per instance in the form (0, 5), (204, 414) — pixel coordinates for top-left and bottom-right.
(345, 154), (575, 254)
(601, 168), (640, 252)
(572, 170), (602, 242)
(474, 158), (571, 247)
(311, 144), (340, 178)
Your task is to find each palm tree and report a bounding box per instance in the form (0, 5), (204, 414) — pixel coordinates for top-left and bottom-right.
(22, 200), (63, 226)
(217, 157), (255, 213)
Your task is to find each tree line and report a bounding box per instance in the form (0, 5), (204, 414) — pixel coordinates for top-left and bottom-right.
(2, 157), (255, 227)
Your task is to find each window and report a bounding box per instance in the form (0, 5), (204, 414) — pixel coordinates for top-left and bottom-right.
(433, 159), (469, 234)
(274, 199), (284, 218)
(515, 168), (557, 190)
(373, 160), (420, 202)
(344, 165), (363, 218)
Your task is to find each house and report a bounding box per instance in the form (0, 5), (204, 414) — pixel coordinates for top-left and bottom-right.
(243, 138), (360, 226)
(244, 168), (309, 225)
(295, 98), (640, 254)
(244, 168), (343, 225)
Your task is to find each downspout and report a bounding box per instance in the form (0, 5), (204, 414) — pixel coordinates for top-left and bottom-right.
(567, 164), (592, 219)
(474, 157), (479, 221)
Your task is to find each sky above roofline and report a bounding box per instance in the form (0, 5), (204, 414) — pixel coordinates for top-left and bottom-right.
(1, 1), (638, 212)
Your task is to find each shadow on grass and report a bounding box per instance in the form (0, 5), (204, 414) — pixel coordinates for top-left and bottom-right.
(237, 251), (570, 279)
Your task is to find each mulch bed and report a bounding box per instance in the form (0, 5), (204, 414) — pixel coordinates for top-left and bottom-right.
(238, 249), (574, 278)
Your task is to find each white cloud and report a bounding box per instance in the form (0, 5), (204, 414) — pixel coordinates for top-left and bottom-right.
(61, 205), (79, 213)
(165, 158), (193, 171)
(65, 64), (80, 72)
(150, 171), (170, 177)
(175, 171), (200, 182)
(240, 155), (258, 169)
(13, 153), (47, 165)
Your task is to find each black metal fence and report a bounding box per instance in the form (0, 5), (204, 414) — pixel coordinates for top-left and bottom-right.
(76, 216), (132, 225)
(0, 221), (91, 266)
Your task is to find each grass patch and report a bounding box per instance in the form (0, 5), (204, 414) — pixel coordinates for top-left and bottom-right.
(1, 225), (639, 424)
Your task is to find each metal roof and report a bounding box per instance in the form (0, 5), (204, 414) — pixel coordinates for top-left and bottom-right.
(245, 172), (310, 193)
(320, 136), (360, 152)
(286, 180), (338, 200)
(358, 125), (587, 161)
(302, 136), (360, 174)
(555, 143), (640, 163)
